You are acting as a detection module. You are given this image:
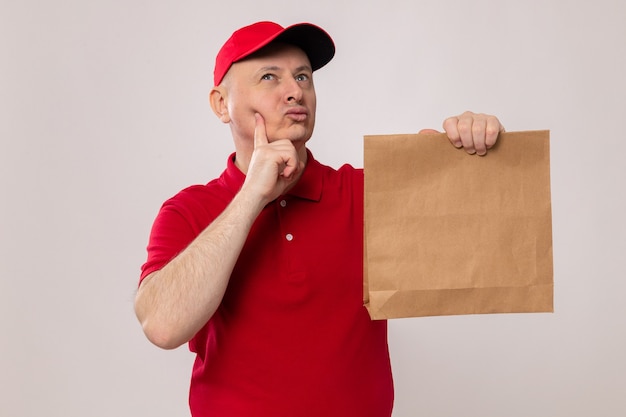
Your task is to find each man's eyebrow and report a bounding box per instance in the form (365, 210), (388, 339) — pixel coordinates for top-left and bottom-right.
(256, 65), (313, 73)
(257, 65), (281, 73)
(294, 65), (313, 73)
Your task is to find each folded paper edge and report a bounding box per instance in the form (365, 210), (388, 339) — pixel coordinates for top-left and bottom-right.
(366, 284), (554, 320)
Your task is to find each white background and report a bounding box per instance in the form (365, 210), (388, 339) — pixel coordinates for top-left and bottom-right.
(2, 0), (625, 416)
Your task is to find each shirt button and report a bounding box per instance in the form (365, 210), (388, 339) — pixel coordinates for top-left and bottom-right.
(280, 199), (287, 208)
(285, 233), (294, 241)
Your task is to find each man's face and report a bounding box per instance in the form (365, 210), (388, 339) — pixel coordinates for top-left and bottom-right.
(221, 43), (317, 150)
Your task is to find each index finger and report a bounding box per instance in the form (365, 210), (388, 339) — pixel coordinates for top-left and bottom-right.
(442, 116), (462, 148)
(254, 113), (269, 149)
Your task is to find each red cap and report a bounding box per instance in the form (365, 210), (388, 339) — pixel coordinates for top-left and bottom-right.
(213, 21), (335, 86)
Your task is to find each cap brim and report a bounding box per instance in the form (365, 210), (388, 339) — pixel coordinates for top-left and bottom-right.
(272, 23), (335, 72)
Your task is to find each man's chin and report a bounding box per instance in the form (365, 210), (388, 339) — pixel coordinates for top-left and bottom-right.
(290, 133), (312, 145)
(282, 127), (313, 143)
(265, 122), (312, 142)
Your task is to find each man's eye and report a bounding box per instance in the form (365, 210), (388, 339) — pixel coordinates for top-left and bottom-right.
(261, 74), (275, 81)
(295, 74), (310, 82)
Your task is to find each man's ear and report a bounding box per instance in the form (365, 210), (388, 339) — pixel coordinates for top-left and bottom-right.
(209, 87), (230, 123)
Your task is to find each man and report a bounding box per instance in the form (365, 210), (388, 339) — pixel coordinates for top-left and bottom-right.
(135, 21), (504, 416)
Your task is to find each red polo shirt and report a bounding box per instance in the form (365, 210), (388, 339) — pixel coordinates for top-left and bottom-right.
(141, 150), (393, 417)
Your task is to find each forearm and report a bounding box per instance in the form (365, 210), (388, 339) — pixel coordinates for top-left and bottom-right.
(134, 189), (266, 349)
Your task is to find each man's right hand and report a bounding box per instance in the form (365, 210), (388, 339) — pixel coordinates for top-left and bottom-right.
(242, 113), (305, 204)
(135, 113), (301, 349)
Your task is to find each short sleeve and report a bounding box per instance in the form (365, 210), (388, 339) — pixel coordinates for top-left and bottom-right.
(139, 199), (200, 284)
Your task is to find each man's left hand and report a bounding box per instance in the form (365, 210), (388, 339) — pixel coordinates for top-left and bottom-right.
(443, 111), (504, 156)
(420, 111), (505, 156)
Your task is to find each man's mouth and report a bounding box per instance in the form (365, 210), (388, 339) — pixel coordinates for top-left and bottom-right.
(286, 108), (308, 122)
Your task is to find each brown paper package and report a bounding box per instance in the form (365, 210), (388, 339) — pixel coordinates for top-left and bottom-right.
(363, 130), (553, 320)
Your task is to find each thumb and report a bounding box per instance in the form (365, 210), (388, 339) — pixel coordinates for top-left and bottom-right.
(418, 128), (440, 134)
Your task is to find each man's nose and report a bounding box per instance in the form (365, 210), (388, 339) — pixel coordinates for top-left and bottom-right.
(284, 78), (303, 103)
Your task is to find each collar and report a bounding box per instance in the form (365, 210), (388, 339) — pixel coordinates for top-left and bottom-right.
(219, 148), (323, 202)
